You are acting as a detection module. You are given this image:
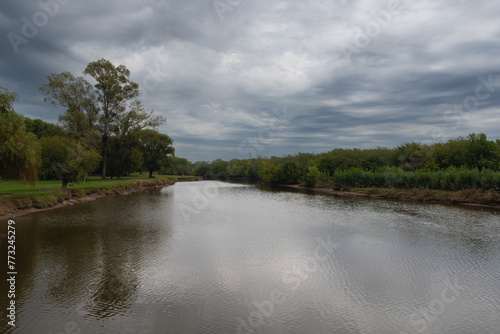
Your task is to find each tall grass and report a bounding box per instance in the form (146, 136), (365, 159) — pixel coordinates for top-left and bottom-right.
(332, 167), (500, 191)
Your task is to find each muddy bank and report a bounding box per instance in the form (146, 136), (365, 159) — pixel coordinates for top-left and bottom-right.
(0, 177), (201, 221)
(282, 184), (500, 210)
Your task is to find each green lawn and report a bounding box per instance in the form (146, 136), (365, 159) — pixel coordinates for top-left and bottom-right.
(0, 174), (190, 196)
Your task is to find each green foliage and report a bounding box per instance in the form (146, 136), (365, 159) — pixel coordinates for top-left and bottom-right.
(0, 87), (19, 114)
(83, 59), (140, 178)
(227, 159), (246, 177)
(163, 157), (191, 175)
(39, 72), (99, 139)
(392, 142), (426, 171)
(23, 117), (65, 139)
(107, 138), (143, 178)
(304, 165), (322, 187)
(106, 101), (166, 179)
(462, 133), (497, 169)
(274, 160), (300, 184)
(316, 147), (393, 176)
(38, 136), (100, 189)
(39, 60), (171, 180)
(140, 129), (174, 178)
(0, 88), (41, 186)
(193, 162), (211, 178)
(329, 166), (500, 191)
(192, 133), (500, 192)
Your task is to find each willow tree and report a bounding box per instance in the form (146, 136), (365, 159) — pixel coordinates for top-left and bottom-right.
(0, 87), (40, 186)
(84, 59), (139, 179)
(38, 136), (100, 190)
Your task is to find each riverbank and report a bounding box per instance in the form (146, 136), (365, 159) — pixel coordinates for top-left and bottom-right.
(283, 184), (500, 209)
(0, 175), (201, 220)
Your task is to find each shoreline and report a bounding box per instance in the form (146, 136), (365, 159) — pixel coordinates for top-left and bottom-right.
(281, 184), (500, 210)
(0, 177), (201, 221)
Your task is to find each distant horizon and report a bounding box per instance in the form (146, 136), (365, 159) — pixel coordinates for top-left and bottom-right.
(20, 113), (500, 163)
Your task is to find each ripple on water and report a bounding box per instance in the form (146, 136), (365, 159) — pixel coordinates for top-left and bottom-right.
(1, 181), (499, 334)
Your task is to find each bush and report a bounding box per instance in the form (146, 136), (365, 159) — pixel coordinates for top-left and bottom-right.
(304, 165), (322, 187)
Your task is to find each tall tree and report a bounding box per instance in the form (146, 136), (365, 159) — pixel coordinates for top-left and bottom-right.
(84, 59), (139, 179)
(108, 100), (165, 179)
(0, 87), (40, 186)
(140, 129), (175, 178)
(39, 72), (100, 147)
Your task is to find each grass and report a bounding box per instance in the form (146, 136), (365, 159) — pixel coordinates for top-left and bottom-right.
(0, 174), (199, 215)
(0, 174), (191, 196)
(307, 177), (500, 207)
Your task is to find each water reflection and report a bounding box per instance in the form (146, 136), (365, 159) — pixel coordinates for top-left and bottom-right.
(0, 182), (499, 334)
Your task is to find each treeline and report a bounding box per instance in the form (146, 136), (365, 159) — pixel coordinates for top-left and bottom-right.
(0, 59), (175, 189)
(193, 133), (500, 191)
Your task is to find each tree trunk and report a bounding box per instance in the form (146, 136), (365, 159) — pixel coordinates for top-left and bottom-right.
(149, 170), (153, 178)
(101, 137), (107, 179)
(61, 179), (68, 191)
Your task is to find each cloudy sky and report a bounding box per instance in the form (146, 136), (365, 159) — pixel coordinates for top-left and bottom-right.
(2, 0), (500, 161)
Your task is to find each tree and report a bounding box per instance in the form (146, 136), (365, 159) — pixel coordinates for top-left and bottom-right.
(173, 158), (191, 175)
(39, 136), (100, 190)
(107, 100), (165, 179)
(210, 159), (229, 178)
(193, 162), (211, 178)
(84, 59), (139, 179)
(39, 72), (100, 146)
(0, 87), (19, 114)
(463, 133), (496, 169)
(140, 129), (175, 178)
(165, 157), (191, 175)
(304, 165), (323, 187)
(0, 87), (40, 186)
(494, 140), (500, 170)
(440, 137), (468, 168)
(392, 142), (427, 172)
(23, 117), (64, 139)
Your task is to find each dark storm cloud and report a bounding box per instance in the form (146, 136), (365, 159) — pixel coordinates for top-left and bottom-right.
(1, 0), (500, 161)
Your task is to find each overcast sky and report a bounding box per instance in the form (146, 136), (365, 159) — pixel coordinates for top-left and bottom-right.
(2, 0), (500, 161)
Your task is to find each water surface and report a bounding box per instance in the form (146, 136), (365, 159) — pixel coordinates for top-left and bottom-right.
(1, 181), (499, 333)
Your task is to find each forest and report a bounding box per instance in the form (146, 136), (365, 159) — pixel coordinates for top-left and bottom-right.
(192, 134), (500, 191)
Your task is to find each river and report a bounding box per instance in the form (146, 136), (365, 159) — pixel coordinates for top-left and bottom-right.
(1, 181), (499, 333)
